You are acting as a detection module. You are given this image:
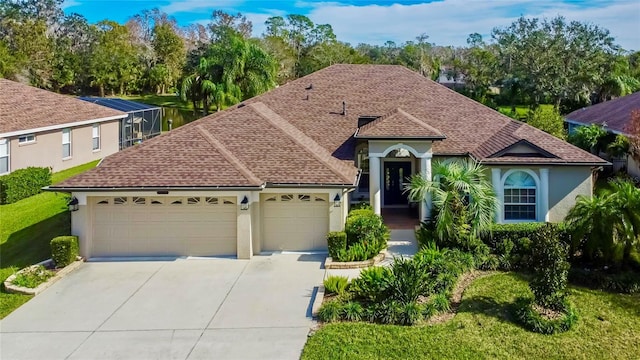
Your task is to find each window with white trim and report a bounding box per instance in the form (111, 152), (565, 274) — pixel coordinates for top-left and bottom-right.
(92, 124), (100, 150)
(62, 128), (71, 158)
(18, 134), (36, 144)
(0, 139), (9, 174)
(503, 171), (537, 221)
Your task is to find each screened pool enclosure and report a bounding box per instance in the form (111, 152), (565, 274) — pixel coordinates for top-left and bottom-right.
(79, 97), (161, 149)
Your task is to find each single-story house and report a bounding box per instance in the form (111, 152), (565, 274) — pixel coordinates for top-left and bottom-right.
(78, 97), (162, 150)
(49, 65), (607, 260)
(0, 79), (127, 175)
(565, 91), (640, 177)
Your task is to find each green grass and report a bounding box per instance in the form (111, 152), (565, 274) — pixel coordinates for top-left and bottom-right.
(119, 94), (193, 112)
(302, 273), (640, 360)
(0, 161), (99, 318)
(498, 104), (554, 120)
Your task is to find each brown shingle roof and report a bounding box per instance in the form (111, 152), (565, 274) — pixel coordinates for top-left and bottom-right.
(565, 91), (640, 134)
(356, 108), (445, 139)
(52, 64), (606, 189)
(0, 79), (126, 135)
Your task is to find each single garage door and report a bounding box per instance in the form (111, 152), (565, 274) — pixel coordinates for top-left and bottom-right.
(262, 193), (329, 251)
(92, 196), (237, 257)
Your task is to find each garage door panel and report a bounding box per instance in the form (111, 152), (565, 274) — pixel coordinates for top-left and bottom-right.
(91, 197), (237, 257)
(262, 193), (329, 252)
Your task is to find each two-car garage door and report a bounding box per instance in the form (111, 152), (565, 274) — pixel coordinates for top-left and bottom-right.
(92, 196), (237, 257)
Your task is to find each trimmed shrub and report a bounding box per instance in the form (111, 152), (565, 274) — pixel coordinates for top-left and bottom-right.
(327, 231), (347, 259)
(323, 275), (349, 295)
(0, 167), (51, 204)
(50, 236), (79, 268)
(514, 297), (578, 334)
(318, 300), (344, 322)
(333, 209), (389, 262)
(530, 224), (570, 310)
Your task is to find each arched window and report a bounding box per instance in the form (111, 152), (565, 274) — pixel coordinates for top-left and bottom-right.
(503, 171), (537, 221)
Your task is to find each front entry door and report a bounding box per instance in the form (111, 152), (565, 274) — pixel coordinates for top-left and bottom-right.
(384, 162), (411, 205)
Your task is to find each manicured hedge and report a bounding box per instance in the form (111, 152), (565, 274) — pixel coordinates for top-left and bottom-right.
(51, 236), (79, 268)
(0, 167), (51, 204)
(327, 231), (347, 259)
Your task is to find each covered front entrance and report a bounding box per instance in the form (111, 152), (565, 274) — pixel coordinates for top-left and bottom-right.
(383, 161), (412, 205)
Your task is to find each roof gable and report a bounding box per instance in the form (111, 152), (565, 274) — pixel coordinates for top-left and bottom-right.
(355, 108), (445, 139)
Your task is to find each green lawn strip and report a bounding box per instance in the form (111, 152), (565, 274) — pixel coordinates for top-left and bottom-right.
(498, 104), (554, 120)
(0, 160), (98, 319)
(119, 94), (193, 112)
(302, 273), (640, 360)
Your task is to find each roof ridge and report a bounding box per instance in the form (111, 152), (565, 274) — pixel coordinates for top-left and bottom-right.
(249, 102), (356, 184)
(395, 108), (444, 135)
(195, 125), (263, 185)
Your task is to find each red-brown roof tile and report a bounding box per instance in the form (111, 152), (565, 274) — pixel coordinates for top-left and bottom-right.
(0, 79), (126, 135)
(356, 108), (445, 139)
(51, 64), (606, 189)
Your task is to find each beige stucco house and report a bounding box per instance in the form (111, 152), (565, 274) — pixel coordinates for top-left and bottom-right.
(0, 79), (127, 175)
(49, 65), (607, 260)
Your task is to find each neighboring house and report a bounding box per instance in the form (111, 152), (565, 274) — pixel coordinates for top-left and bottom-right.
(78, 97), (162, 149)
(0, 79), (127, 175)
(49, 65), (606, 260)
(565, 91), (640, 178)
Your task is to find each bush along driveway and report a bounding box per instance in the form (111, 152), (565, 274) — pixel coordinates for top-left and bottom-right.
(0, 161), (98, 319)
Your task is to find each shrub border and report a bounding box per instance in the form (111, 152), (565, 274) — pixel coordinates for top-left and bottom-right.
(514, 297), (578, 334)
(4, 257), (83, 295)
(324, 251), (385, 269)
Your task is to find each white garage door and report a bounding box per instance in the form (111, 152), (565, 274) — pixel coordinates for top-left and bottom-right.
(262, 193), (329, 251)
(92, 196), (237, 257)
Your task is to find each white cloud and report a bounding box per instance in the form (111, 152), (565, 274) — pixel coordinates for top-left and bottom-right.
(162, 0), (244, 14)
(303, 0), (640, 50)
(61, 0), (81, 10)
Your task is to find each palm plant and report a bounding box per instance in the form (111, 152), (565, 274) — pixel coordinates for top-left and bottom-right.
(406, 159), (498, 241)
(566, 179), (640, 265)
(568, 124), (608, 154)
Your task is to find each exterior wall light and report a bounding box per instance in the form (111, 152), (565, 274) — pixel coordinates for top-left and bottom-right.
(68, 196), (79, 212)
(240, 196), (249, 210)
(333, 193), (341, 207)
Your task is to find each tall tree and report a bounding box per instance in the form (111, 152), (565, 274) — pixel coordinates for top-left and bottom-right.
(493, 16), (617, 108)
(152, 23), (186, 93)
(90, 20), (138, 96)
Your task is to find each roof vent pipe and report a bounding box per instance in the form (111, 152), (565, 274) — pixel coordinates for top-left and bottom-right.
(342, 101), (347, 116)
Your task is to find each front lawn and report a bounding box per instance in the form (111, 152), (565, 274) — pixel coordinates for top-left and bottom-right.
(303, 273), (640, 359)
(0, 160), (99, 318)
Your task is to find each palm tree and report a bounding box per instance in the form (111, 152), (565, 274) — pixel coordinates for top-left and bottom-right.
(565, 193), (618, 263)
(610, 180), (640, 265)
(406, 159), (498, 241)
(566, 179), (640, 265)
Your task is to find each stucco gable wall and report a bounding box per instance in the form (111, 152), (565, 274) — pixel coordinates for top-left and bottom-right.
(547, 166), (592, 222)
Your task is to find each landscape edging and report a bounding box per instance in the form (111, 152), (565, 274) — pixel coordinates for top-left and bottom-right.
(324, 251), (385, 269)
(4, 257), (84, 295)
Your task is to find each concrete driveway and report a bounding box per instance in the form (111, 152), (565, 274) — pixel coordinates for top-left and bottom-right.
(0, 253), (325, 360)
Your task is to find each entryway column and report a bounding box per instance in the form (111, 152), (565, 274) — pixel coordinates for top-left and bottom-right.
(491, 168), (503, 223)
(540, 168), (550, 222)
(419, 155), (432, 220)
(369, 155), (381, 215)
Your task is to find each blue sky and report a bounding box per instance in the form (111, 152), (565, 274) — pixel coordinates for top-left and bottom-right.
(63, 0), (640, 49)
